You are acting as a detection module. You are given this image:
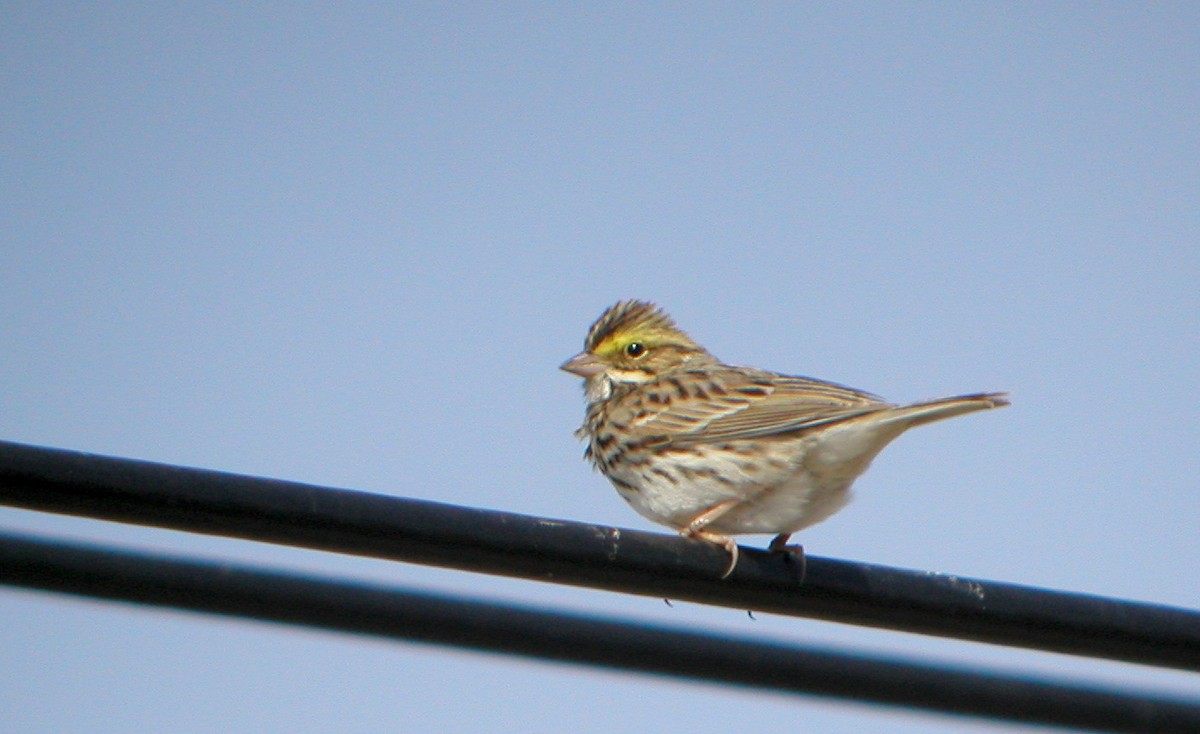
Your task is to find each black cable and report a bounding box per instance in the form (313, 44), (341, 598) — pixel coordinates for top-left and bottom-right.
(2, 439), (1198, 671)
(3, 531), (1198, 734)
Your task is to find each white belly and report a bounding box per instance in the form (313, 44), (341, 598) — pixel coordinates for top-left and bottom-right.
(605, 421), (902, 537)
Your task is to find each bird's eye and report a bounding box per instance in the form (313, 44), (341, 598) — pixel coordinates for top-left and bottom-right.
(625, 342), (647, 358)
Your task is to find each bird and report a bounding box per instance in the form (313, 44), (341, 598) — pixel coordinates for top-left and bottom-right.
(561, 300), (1008, 577)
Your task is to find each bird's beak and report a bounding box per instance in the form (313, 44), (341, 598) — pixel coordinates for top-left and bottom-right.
(560, 352), (605, 377)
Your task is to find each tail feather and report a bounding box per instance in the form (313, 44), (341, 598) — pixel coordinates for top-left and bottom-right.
(883, 392), (1010, 429)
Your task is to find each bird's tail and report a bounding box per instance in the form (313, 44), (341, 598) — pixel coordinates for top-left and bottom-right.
(883, 392), (1010, 429)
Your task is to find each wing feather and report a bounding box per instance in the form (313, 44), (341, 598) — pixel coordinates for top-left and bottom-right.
(618, 367), (893, 445)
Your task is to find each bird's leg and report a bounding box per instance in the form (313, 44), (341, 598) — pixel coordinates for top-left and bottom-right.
(681, 499), (742, 578)
(768, 532), (806, 582)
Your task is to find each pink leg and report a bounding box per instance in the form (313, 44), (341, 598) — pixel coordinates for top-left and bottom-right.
(681, 499), (742, 578)
(768, 532), (806, 581)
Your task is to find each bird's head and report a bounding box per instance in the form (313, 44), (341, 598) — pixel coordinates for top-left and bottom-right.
(560, 301), (713, 392)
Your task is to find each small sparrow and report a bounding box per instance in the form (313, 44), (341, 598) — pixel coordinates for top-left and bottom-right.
(562, 300), (1008, 576)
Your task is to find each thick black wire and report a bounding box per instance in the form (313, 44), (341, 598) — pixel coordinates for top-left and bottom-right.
(1, 439), (1198, 671)
(3, 531), (1200, 733)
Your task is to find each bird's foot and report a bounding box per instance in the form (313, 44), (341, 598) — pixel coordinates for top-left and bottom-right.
(682, 500), (742, 578)
(680, 527), (740, 578)
(768, 533), (806, 582)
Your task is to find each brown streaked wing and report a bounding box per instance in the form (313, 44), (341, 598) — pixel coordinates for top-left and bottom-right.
(634, 368), (892, 445)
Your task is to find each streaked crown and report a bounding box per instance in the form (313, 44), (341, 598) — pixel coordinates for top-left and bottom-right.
(584, 301), (687, 349)
(582, 300), (710, 374)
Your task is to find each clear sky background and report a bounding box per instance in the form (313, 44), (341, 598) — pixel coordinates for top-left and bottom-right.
(2, 4), (1198, 732)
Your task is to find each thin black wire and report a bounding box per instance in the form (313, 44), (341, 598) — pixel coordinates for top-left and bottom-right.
(4, 531), (1200, 734)
(1, 439), (1199, 671)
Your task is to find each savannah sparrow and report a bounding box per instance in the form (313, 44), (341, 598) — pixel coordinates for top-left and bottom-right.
(562, 300), (1008, 576)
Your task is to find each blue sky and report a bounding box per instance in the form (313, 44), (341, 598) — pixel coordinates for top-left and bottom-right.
(2, 4), (1198, 732)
